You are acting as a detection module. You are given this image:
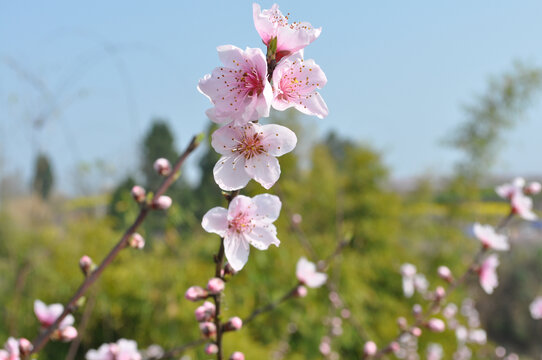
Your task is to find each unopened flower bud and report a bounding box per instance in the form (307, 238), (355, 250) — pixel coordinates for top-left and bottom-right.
(291, 213), (302, 225)
(525, 182), (541, 195)
(79, 255), (94, 276)
(152, 195), (172, 210)
(437, 266), (453, 282)
(426, 318), (445, 332)
(435, 286), (446, 300)
(207, 277), (225, 294)
(153, 158), (171, 176)
(131, 185), (146, 203)
(224, 316), (243, 331)
(205, 343), (219, 355)
(200, 321), (217, 338)
(229, 351), (245, 360)
(411, 327), (422, 337)
(389, 342), (400, 352)
(60, 326), (78, 341)
(18, 338), (33, 355)
(397, 316), (408, 330)
(195, 301), (216, 322)
(185, 286), (208, 301)
(129, 233), (145, 249)
(294, 285), (308, 298)
(412, 304), (423, 316)
(363, 341), (377, 356)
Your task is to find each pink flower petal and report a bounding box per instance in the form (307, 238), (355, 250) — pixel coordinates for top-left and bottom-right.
(202, 207), (229, 237)
(261, 124), (297, 157)
(245, 155), (281, 189)
(244, 225), (279, 250)
(253, 194), (282, 222)
(213, 155), (251, 191)
(224, 233), (251, 271)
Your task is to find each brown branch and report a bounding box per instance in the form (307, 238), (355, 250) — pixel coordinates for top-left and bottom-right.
(28, 135), (201, 356)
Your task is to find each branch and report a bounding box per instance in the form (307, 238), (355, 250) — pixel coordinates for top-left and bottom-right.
(28, 135), (201, 356)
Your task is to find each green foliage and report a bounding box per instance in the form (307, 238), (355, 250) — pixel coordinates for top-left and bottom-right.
(32, 153), (54, 200)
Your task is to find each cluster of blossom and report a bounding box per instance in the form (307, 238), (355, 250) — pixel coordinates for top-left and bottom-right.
(362, 178), (539, 359)
(184, 4), (330, 358)
(0, 338), (32, 360)
(85, 339), (142, 360)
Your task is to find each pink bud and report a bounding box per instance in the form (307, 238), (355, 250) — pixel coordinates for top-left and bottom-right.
(291, 213), (302, 225)
(153, 158), (171, 176)
(79, 255), (93, 276)
(199, 321), (217, 338)
(294, 285), (308, 298)
(412, 304), (423, 316)
(152, 195), (172, 210)
(19, 338), (33, 355)
(229, 351), (245, 360)
(60, 326), (78, 341)
(207, 278), (225, 294)
(185, 286), (208, 301)
(129, 233), (145, 249)
(397, 317), (407, 330)
(131, 185), (146, 203)
(411, 327), (422, 337)
(224, 316), (243, 331)
(389, 342), (400, 352)
(195, 301), (216, 322)
(437, 265), (453, 282)
(363, 341), (377, 356)
(426, 318), (445, 332)
(434, 286), (446, 300)
(205, 343), (219, 355)
(525, 182), (541, 195)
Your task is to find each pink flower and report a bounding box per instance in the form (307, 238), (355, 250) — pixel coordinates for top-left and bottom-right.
(426, 318), (445, 332)
(198, 45), (272, 125)
(185, 286), (208, 302)
(253, 3), (321, 60)
(230, 352), (245, 360)
(400, 263), (417, 298)
(0, 337), (20, 360)
(529, 296), (542, 319)
(224, 316), (243, 331)
(472, 223), (509, 251)
(478, 255), (499, 294)
(211, 122), (297, 190)
(525, 181), (541, 195)
(85, 339), (142, 360)
(34, 300), (74, 330)
(511, 192), (537, 220)
(202, 194), (281, 271)
(205, 343), (219, 355)
(495, 177), (525, 199)
(272, 51), (328, 119)
(363, 341), (377, 356)
(296, 257), (327, 288)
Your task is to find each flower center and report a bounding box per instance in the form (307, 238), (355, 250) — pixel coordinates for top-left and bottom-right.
(237, 67), (264, 97)
(228, 212), (253, 234)
(234, 131), (265, 160)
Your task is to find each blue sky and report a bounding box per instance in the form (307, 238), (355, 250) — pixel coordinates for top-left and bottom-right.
(1, 1), (542, 194)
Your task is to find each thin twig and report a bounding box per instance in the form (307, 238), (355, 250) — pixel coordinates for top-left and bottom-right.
(28, 135), (201, 356)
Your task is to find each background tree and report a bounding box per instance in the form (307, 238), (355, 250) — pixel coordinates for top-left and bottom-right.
(32, 153), (54, 200)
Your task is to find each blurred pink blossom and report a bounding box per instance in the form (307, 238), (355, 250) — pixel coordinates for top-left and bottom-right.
(0, 337), (20, 360)
(85, 339), (141, 360)
(529, 296), (542, 319)
(296, 257), (327, 288)
(473, 223), (509, 251)
(478, 254), (499, 294)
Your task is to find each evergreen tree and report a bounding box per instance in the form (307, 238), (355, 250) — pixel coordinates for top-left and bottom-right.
(32, 153), (54, 200)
